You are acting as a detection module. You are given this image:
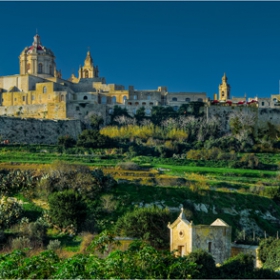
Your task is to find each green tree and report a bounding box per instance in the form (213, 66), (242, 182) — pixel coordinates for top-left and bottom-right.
(0, 197), (23, 230)
(186, 249), (217, 279)
(90, 114), (104, 130)
(114, 207), (172, 248)
(151, 106), (178, 126)
(57, 135), (76, 149)
(48, 190), (87, 233)
(135, 106), (146, 124)
(219, 253), (255, 279)
(77, 129), (112, 148)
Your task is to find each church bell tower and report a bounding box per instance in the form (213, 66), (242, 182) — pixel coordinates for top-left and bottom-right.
(219, 73), (230, 101)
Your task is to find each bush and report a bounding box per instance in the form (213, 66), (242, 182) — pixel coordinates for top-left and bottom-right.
(12, 237), (31, 250)
(114, 207), (172, 248)
(116, 162), (140, 170)
(77, 129), (112, 148)
(47, 239), (61, 251)
(48, 190), (87, 233)
(187, 249), (217, 279)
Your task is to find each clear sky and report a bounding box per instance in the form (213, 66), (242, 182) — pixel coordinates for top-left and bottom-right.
(1, 1), (280, 99)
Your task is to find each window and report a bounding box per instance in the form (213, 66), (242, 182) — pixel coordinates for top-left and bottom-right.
(48, 95), (50, 100)
(149, 102), (153, 105)
(108, 108), (113, 114)
(73, 94), (77, 101)
(31, 95), (35, 101)
(101, 96), (107, 104)
(84, 70), (89, 78)
(172, 97), (177, 101)
(27, 63), (30, 71)
(123, 96), (127, 104)
(135, 102), (139, 105)
(83, 96), (88, 100)
(147, 95), (151, 100)
(22, 96), (26, 102)
(49, 65), (52, 74)
(60, 95), (64, 102)
(76, 106), (80, 111)
(142, 102), (146, 105)
(173, 106), (179, 111)
(14, 98), (17, 101)
(133, 95), (137, 100)
(43, 86), (47, 93)
(197, 98), (203, 102)
(185, 98), (190, 102)
(111, 96), (116, 104)
(208, 242), (212, 253)
(261, 102), (264, 106)
(38, 63), (43, 73)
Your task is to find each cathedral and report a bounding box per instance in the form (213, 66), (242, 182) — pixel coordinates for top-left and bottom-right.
(0, 34), (207, 123)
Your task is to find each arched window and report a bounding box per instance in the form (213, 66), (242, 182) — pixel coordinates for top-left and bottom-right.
(60, 95), (64, 102)
(172, 97), (177, 101)
(135, 102), (139, 105)
(84, 70), (89, 78)
(49, 65), (52, 75)
(83, 96), (88, 100)
(123, 96), (127, 104)
(27, 63), (30, 72)
(133, 95), (137, 100)
(38, 63), (43, 74)
(142, 102), (146, 105)
(261, 102), (265, 106)
(112, 96), (116, 104)
(185, 98), (190, 102)
(101, 96), (107, 104)
(43, 86), (47, 93)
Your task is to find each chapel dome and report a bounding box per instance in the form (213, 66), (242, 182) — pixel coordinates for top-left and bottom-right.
(22, 34), (54, 56)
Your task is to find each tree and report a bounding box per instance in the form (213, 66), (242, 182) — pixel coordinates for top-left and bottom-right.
(151, 106), (178, 126)
(48, 190), (87, 233)
(77, 129), (112, 148)
(218, 253), (255, 279)
(135, 107), (146, 124)
(58, 135), (76, 149)
(114, 207), (172, 248)
(90, 114), (104, 130)
(0, 196), (23, 230)
(186, 249), (217, 279)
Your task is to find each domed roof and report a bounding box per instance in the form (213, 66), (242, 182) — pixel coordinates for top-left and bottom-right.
(22, 34), (54, 56)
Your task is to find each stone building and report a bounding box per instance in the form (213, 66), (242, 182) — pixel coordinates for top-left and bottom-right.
(168, 208), (261, 267)
(0, 34), (207, 123)
(168, 208), (232, 264)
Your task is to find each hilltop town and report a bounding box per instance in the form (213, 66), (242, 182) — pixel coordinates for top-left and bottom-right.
(0, 34), (280, 142)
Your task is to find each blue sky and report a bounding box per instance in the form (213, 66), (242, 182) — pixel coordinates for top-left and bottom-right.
(1, 1), (280, 99)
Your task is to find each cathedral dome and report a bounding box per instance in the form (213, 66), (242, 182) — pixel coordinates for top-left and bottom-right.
(19, 34), (58, 78)
(22, 34), (54, 56)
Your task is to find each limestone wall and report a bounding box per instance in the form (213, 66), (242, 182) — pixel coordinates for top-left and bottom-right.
(231, 244), (261, 268)
(169, 220), (192, 256)
(0, 116), (81, 144)
(192, 225), (232, 264)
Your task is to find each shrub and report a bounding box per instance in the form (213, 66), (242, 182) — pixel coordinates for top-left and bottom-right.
(12, 237), (31, 250)
(114, 207), (172, 248)
(48, 190), (87, 233)
(47, 239), (61, 251)
(116, 162), (140, 170)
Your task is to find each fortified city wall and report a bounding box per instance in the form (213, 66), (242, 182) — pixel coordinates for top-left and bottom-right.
(0, 117), (82, 144)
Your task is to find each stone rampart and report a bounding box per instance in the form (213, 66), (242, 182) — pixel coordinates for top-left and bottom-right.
(0, 117), (82, 144)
